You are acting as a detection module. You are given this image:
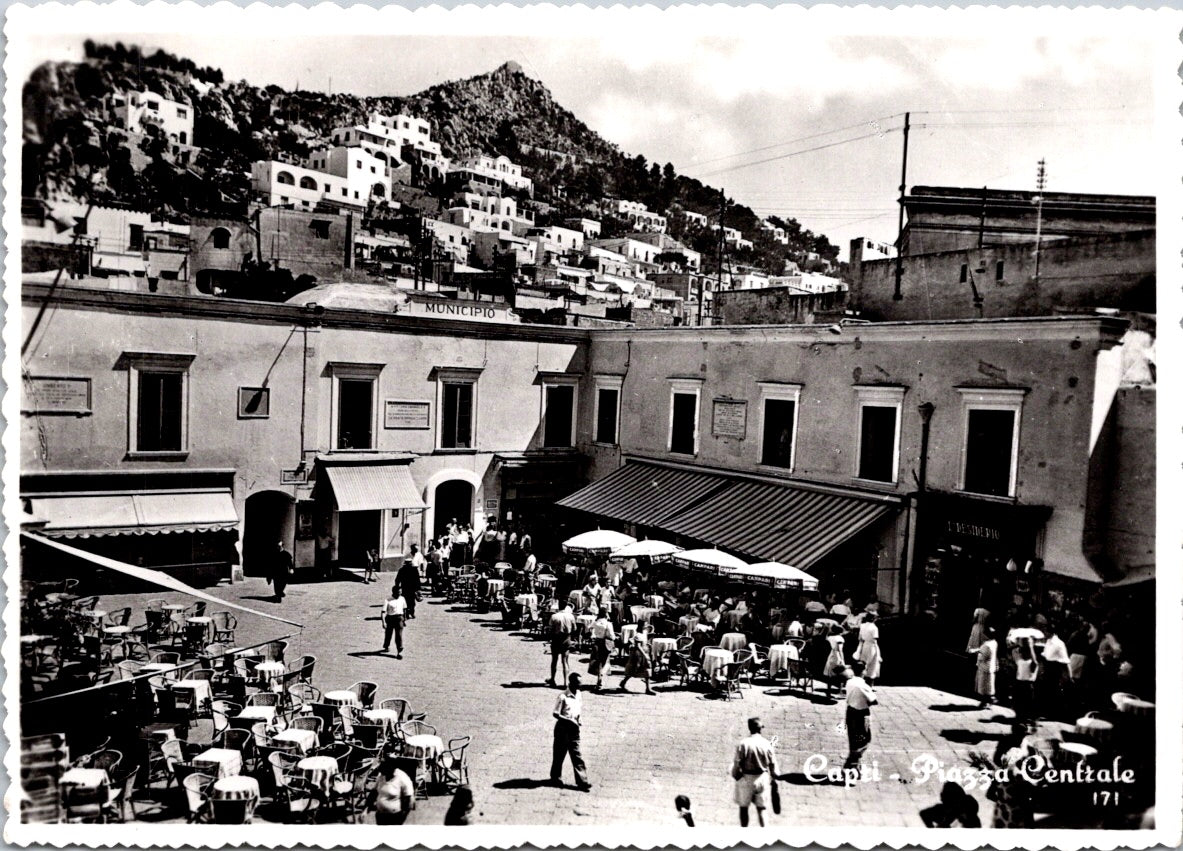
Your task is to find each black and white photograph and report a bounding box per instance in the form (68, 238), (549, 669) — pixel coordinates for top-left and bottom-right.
(4, 3), (1178, 845)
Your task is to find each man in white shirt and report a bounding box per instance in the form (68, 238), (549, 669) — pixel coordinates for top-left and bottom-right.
(731, 717), (778, 827)
(550, 673), (591, 791)
(840, 663), (878, 770)
(382, 585), (408, 658)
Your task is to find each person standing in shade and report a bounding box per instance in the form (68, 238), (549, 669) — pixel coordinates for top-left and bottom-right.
(840, 662), (878, 771)
(397, 557), (421, 620)
(550, 672), (592, 791)
(271, 540), (292, 601)
(547, 599), (577, 687)
(731, 717), (778, 827)
(364, 547), (380, 584)
(382, 584), (407, 658)
(316, 529), (335, 580)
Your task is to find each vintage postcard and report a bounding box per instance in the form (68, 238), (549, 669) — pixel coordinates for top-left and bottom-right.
(3, 3), (1179, 848)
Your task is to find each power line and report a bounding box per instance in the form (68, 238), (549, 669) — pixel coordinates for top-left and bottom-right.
(695, 130), (893, 178)
(681, 113), (905, 169)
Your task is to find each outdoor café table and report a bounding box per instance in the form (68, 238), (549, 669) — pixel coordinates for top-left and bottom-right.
(650, 637), (678, 658)
(771, 624), (788, 641)
(515, 594), (539, 615)
(324, 690), (360, 708)
(21, 634), (53, 662)
(60, 767), (109, 794)
(486, 578), (506, 598)
(273, 728), (317, 754)
(171, 678), (212, 709)
(212, 775), (259, 801)
(297, 756), (338, 794)
(767, 644), (798, 678)
(568, 590), (585, 609)
(630, 606), (659, 625)
(645, 595), (664, 610)
(724, 610), (747, 629)
(619, 624), (639, 646)
(1075, 713), (1115, 746)
(363, 708), (402, 731)
(1054, 741), (1098, 769)
(232, 706), (276, 729)
(678, 615), (700, 635)
(535, 575), (556, 592)
(142, 662), (176, 678)
(80, 610), (108, 622)
(163, 604), (189, 614)
(255, 661), (286, 689)
(702, 648), (734, 678)
(44, 593), (79, 605)
(1118, 697), (1155, 717)
(576, 614), (595, 632)
(193, 747), (243, 779)
(405, 734), (444, 761)
(720, 632), (749, 652)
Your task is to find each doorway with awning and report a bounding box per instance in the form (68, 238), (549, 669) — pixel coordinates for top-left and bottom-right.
(315, 455), (427, 570)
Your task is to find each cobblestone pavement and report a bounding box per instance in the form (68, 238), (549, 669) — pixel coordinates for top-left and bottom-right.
(103, 573), (1015, 827)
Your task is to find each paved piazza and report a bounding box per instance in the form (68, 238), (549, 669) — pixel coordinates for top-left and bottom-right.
(103, 573), (1010, 827)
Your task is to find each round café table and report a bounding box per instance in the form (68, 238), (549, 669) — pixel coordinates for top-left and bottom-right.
(1075, 714), (1114, 746)
(514, 594), (538, 614)
(619, 624), (640, 646)
(1055, 741), (1098, 769)
(212, 775), (259, 801)
(405, 734), (444, 760)
(650, 637), (678, 658)
(630, 606), (659, 625)
(297, 755), (338, 793)
(767, 644), (798, 678)
(255, 661), (286, 689)
(568, 590), (585, 609)
(678, 615), (700, 635)
(163, 604), (189, 614)
(645, 595), (664, 610)
(720, 632), (748, 652)
(363, 708), (402, 731)
(702, 648), (734, 677)
(324, 690), (360, 708)
(576, 614), (595, 631)
(486, 578), (506, 598)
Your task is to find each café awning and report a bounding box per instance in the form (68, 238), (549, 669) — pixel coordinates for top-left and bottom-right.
(26, 491), (239, 538)
(555, 461), (731, 527)
(324, 463), (426, 512)
(660, 479), (899, 570)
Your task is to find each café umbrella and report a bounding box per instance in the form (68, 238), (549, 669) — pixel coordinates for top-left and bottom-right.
(609, 539), (684, 564)
(672, 548), (748, 575)
(561, 529), (637, 556)
(733, 561), (819, 591)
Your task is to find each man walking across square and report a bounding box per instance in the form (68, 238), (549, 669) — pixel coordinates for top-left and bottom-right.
(840, 662), (878, 771)
(731, 717), (778, 827)
(382, 584), (407, 658)
(550, 672), (592, 791)
(547, 598), (577, 687)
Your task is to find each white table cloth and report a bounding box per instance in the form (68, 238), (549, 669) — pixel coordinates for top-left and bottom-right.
(645, 595), (664, 610)
(172, 679), (212, 708)
(767, 644), (798, 677)
(60, 767), (109, 790)
(630, 606), (659, 624)
(702, 648), (734, 677)
(486, 578), (506, 597)
(324, 690), (360, 708)
(273, 728), (317, 754)
(678, 615), (700, 634)
(255, 661), (286, 687)
(212, 775), (259, 800)
(720, 632), (748, 652)
(235, 706), (276, 724)
(363, 708), (402, 730)
(404, 734), (444, 760)
(297, 755), (338, 793)
(650, 637), (677, 657)
(193, 747), (243, 778)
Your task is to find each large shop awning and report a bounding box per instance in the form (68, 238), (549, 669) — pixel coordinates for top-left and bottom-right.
(661, 479), (898, 570)
(25, 491), (239, 538)
(555, 460), (732, 526)
(558, 460), (900, 571)
(324, 463), (426, 512)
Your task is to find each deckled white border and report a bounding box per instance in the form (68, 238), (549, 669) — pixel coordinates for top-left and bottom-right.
(2, 3), (1181, 849)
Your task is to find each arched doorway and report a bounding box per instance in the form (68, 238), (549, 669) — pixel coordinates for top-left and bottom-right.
(433, 480), (474, 539)
(243, 490), (295, 576)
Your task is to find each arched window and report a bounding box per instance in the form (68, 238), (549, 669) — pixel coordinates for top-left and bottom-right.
(211, 227), (231, 250)
(299, 175), (317, 190)
(276, 171), (295, 185)
(371, 183), (386, 198)
(501, 221), (511, 232)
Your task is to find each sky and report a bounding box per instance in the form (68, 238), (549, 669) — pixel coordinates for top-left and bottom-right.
(22, 8), (1164, 261)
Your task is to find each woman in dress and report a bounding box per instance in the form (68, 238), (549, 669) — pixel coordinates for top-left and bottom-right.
(619, 631), (654, 695)
(823, 624), (846, 697)
(853, 611), (883, 685)
(588, 609), (616, 691)
(976, 627), (999, 708)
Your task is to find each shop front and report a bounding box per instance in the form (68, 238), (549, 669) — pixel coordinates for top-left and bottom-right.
(911, 491), (1053, 651)
(494, 451), (586, 556)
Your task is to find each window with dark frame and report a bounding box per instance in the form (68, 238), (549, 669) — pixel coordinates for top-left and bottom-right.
(137, 371), (183, 452)
(959, 264), (968, 283)
(441, 381), (474, 449)
(964, 408), (1016, 497)
(543, 385), (575, 448)
(761, 398), (796, 468)
(996, 260), (1005, 281)
(670, 392), (698, 455)
(857, 405), (897, 482)
(128, 224), (144, 251)
(309, 220), (331, 240)
(336, 378), (374, 449)
(595, 387), (619, 444)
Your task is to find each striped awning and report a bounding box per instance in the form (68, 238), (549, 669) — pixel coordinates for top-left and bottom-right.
(324, 463), (426, 512)
(660, 479), (897, 570)
(27, 491), (238, 538)
(555, 461), (731, 527)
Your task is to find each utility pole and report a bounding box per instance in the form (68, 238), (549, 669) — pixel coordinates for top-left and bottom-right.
(715, 188), (726, 321)
(1033, 159), (1047, 286)
(892, 111), (910, 301)
(977, 185), (988, 250)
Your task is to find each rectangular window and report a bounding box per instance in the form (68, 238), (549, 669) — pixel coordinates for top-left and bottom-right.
(177, 107), (188, 118)
(595, 386), (620, 444)
(761, 399), (796, 468)
(964, 409), (1015, 496)
(995, 260), (1005, 281)
(857, 406), (897, 482)
(543, 385), (576, 448)
(336, 379), (374, 450)
(441, 382), (474, 449)
(137, 372), (183, 452)
(853, 385), (905, 484)
(128, 224), (144, 251)
(147, 100), (159, 111)
(309, 220), (331, 239)
(959, 264), (968, 283)
(668, 381), (701, 456)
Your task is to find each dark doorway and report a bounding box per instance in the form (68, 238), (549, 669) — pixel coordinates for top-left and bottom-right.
(243, 491), (294, 577)
(434, 480), (474, 539)
(337, 510), (381, 570)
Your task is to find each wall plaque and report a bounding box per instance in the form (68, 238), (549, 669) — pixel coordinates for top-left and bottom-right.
(22, 377), (92, 415)
(384, 400), (431, 429)
(711, 398), (747, 438)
